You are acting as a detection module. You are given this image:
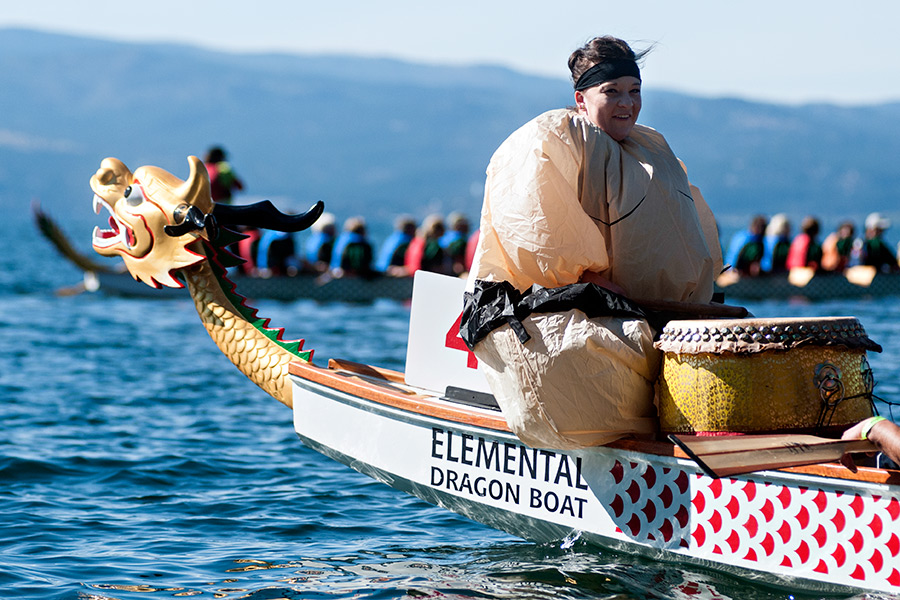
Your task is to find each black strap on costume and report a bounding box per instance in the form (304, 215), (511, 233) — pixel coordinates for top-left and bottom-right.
(590, 195), (647, 227)
(460, 279), (649, 350)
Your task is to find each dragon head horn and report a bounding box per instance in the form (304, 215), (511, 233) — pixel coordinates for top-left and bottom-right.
(177, 155), (213, 215)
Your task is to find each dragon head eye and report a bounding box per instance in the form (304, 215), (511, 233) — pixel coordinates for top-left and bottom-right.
(172, 204), (191, 225)
(124, 184), (144, 207)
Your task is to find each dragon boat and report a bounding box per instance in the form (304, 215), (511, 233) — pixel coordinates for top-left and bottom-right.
(88, 156), (900, 596)
(714, 268), (900, 301)
(87, 268), (414, 302)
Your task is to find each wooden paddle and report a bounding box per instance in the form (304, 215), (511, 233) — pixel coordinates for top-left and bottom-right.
(669, 433), (876, 479)
(582, 270), (750, 321)
(634, 298), (750, 320)
(55, 281), (87, 297)
(33, 202), (117, 274)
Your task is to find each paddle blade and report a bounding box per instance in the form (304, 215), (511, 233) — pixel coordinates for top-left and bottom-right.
(845, 265), (878, 287)
(788, 267), (815, 287)
(670, 434), (876, 479)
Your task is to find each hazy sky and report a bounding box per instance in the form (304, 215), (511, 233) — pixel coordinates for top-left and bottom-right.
(4, 0), (899, 105)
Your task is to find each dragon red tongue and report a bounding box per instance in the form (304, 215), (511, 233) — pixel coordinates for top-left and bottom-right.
(102, 216), (133, 246)
(96, 216), (120, 240)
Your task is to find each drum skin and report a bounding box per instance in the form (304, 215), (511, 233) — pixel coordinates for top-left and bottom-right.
(655, 317), (880, 435)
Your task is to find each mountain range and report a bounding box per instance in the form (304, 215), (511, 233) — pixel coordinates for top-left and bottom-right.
(3, 28), (899, 240)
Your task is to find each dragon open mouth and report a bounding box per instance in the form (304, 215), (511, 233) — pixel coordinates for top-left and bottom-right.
(92, 194), (136, 249)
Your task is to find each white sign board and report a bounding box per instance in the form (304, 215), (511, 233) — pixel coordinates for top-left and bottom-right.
(405, 271), (492, 394)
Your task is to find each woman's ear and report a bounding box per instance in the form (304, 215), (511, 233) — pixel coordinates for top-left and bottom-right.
(574, 90), (585, 110)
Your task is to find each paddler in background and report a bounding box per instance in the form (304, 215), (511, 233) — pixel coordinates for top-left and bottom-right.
(862, 212), (899, 272)
(203, 146), (244, 205)
(724, 215), (766, 276)
(760, 213), (791, 274)
(461, 36), (721, 450)
(785, 215), (823, 270)
(821, 220), (856, 272)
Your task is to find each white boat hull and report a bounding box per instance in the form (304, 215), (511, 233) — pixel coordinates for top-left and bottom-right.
(291, 370), (900, 594)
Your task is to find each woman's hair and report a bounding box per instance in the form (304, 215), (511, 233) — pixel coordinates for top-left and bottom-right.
(568, 36), (651, 85)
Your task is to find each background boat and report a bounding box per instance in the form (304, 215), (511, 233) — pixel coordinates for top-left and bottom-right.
(90, 269), (414, 303)
(715, 269), (900, 301)
(40, 204), (899, 305)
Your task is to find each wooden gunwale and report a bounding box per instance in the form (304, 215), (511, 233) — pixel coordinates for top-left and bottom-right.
(290, 359), (508, 431)
(289, 358), (900, 486)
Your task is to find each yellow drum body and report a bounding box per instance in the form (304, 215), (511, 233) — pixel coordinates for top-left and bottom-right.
(655, 317), (880, 435)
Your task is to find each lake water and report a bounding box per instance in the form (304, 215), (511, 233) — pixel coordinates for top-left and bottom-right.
(2, 209), (899, 599)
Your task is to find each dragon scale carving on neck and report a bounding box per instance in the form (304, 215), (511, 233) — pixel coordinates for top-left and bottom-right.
(90, 156), (323, 408)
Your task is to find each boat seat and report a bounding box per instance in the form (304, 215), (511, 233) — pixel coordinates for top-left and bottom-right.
(443, 386), (500, 412)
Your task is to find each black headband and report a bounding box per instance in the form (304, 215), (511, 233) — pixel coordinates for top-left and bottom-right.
(573, 59), (641, 91)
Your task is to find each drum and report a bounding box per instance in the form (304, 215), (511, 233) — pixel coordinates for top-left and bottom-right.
(655, 317), (881, 435)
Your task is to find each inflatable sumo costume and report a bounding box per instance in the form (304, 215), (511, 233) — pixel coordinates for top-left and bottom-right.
(462, 109), (721, 450)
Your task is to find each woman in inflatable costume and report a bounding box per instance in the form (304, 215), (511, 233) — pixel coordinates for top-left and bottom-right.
(462, 36), (722, 450)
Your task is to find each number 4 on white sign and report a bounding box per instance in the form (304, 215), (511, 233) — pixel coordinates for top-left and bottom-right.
(445, 312), (478, 369)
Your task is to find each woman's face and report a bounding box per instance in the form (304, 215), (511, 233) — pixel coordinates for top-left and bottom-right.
(575, 75), (642, 141)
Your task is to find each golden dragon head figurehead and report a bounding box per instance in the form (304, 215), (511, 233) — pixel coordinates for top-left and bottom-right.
(91, 156), (213, 288)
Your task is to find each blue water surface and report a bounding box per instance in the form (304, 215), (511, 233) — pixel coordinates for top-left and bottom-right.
(1, 210), (899, 600)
